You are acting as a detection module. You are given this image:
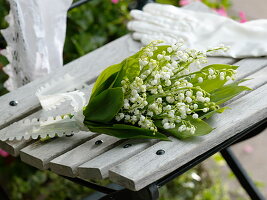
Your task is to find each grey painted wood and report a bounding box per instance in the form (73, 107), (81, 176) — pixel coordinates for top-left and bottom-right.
(78, 139), (158, 180)
(227, 65), (267, 104)
(243, 65), (267, 89)
(0, 110), (45, 156)
(234, 57), (267, 81)
(49, 135), (122, 177)
(20, 131), (97, 170)
(205, 57), (236, 65)
(109, 82), (267, 191)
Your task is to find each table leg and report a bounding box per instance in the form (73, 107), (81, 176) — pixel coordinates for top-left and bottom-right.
(221, 148), (265, 200)
(0, 183), (9, 200)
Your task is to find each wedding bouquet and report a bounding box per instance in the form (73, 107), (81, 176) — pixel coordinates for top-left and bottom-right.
(83, 40), (250, 140)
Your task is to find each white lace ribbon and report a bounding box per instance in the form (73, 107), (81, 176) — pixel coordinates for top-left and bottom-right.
(0, 75), (91, 141)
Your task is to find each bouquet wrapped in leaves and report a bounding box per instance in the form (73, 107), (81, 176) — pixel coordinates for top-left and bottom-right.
(83, 41), (250, 140)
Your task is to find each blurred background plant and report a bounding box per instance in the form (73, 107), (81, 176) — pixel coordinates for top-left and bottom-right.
(0, 153), (232, 200)
(0, 0), (249, 199)
(64, 0), (132, 63)
(0, 0), (9, 96)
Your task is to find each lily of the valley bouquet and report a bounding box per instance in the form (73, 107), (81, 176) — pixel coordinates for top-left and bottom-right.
(0, 40), (250, 142)
(83, 40), (249, 140)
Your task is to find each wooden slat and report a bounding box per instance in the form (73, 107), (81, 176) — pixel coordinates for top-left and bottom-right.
(243, 66), (267, 89)
(204, 57), (236, 66)
(234, 57), (267, 81)
(49, 135), (122, 177)
(0, 140), (32, 157)
(78, 139), (158, 180)
(0, 110), (44, 156)
(224, 58), (267, 104)
(109, 82), (267, 191)
(228, 65), (267, 103)
(20, 132), (97, 170)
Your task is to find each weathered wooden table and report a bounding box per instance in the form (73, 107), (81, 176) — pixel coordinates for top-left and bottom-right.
(0, 2), (267, 200)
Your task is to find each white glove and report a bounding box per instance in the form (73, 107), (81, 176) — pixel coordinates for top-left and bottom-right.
(1, 0), (73, 91)
(128, 3), (267, 58)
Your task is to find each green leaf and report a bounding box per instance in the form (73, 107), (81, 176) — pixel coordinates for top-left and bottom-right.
(85, 121), (169, 140)
(201, 64), (238, 71)
(210, 80), (251, 105)
(91, 63), (122, 97)
(83, 87), (124, 123)
(91, 71), (119, 99)
(155, 118), (213, 139)
(200, 107), (230, 119)
(112, 56), (141, 87)
(124, 57), (140, 82)
(193, 64), (239, 93)
(195, 76), (227, 93)
(155, 0), (178, 6)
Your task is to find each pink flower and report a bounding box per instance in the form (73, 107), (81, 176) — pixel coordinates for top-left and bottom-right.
(111, 0), (119, 4)
(0, 149), (9, 157)
(179, 0), (190, 6)
(243, 145), (253, 154)
(239, 11), (247, 23)
(215, 7), (228, 17)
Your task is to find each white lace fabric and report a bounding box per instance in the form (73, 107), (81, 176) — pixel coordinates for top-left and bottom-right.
(0, 0), (73, 91)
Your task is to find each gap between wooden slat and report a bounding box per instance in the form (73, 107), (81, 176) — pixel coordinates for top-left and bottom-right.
(49, 135), (123, 177)
(20, 132), (98, 170)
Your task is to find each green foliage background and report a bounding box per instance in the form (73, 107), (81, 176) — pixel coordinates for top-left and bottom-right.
(64, 0), (131, 63)
(0, 0), (238, 199)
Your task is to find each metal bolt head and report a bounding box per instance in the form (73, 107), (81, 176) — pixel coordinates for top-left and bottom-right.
(156, 149), (165, 155)
(66, 133), (74, 137)
(95, 140), (103, 145)
(123, 144), (132, 148)
(9, 100), (18, 106)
